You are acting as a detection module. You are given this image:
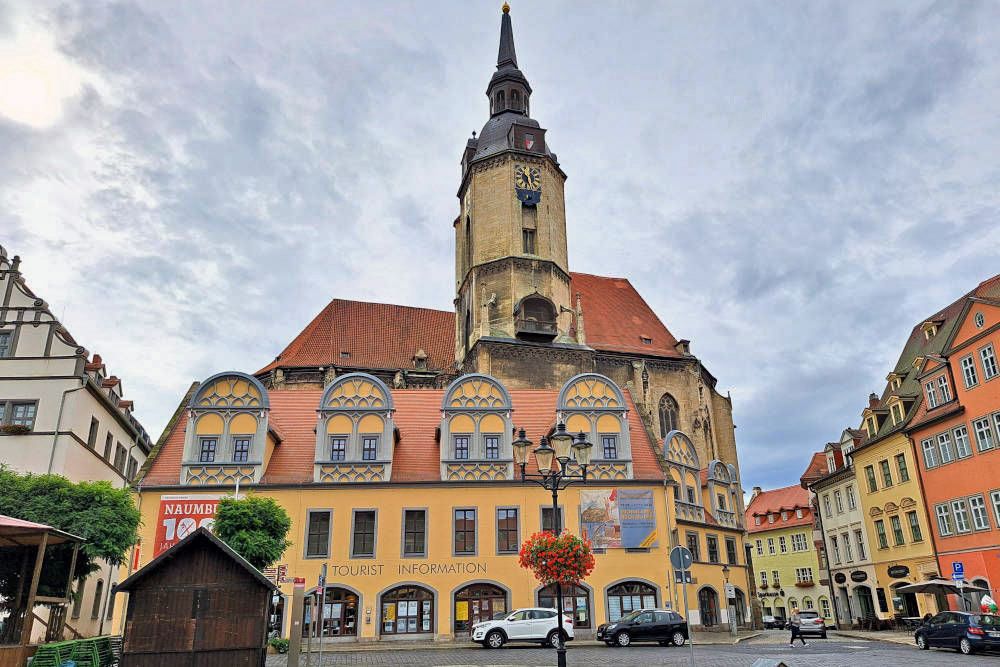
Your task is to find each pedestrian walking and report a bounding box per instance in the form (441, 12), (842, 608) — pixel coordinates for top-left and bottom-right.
(788, 606), (807, 647)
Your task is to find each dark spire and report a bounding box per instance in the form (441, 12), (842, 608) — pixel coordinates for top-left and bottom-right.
(497, 3), (517, 69)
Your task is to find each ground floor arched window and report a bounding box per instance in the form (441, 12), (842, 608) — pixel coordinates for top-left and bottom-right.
(802, 596), (814, 611)
(538, 584), (591, 628)
(454, 583), (506, 634)
(606, 581), (657, 622)
(323, 587), (358, 637)
(733, 588), (747, 626)
(381, 585), (433, 635)
(698, 587), (719, 627)
(773, 598), (786, 620)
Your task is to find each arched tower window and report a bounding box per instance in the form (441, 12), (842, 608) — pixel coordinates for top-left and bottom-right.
(514, 293), (557, 341)
(511, 89), (521, 111)
(495, 90), (505, 113)
(658, 393), (679, 439)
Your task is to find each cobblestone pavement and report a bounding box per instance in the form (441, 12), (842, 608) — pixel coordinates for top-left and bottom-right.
(267, 636), (1000, 666)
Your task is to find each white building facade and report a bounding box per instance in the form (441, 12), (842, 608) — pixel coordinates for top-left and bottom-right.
(810, 430), (879, 627)
(0, 246), (150, 639)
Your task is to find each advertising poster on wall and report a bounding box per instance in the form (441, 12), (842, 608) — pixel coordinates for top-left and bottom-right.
(580, 488), (657, 548)
(153, 494), (223, 556)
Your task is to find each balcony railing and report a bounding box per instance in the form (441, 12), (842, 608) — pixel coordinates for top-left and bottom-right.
(715, 509), (739, 529)
(676, 500), (705, 523)
(515, 317), (558, 339)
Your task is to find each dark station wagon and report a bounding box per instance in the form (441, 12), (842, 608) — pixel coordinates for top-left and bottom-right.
(915, 611), (1000, 655)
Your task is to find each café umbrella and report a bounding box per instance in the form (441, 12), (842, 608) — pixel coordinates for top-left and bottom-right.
(894, 579), (988, 596)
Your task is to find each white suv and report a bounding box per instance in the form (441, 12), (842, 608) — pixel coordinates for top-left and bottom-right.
(472, 607), (575, 648)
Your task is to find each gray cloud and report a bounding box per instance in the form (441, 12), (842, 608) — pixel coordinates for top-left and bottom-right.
(3, 0), (998, 491)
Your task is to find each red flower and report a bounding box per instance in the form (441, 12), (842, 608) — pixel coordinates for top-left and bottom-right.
(518, 530), (595, 585)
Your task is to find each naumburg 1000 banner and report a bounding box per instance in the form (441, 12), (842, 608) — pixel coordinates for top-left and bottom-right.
(580, 488), (657, 549)
(153, 494), (223, 556)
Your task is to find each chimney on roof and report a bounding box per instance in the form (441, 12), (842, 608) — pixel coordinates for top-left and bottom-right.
(751, 486), (762, 498)
(868, 393), (879, 409)
(413, 349), (428, 371)
(92, 354), (102, 365)
(675, 339), (691, 355)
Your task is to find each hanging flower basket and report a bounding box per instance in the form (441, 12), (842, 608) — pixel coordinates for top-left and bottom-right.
(518, 530), (595, 586)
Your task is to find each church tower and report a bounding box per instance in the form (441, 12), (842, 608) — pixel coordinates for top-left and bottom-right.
(455, 4), (578, 377)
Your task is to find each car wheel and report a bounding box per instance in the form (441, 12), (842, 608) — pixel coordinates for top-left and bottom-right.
(916, 634), (928, 650)
(615, 631), (632, 647)
(547, 630), (565, 649)
(671, 631), (686, 647)
(485, 630), (505, 649)
(959, 638), (974, 655)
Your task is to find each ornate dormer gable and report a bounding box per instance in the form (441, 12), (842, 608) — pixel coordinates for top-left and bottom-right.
(314, 373), (395, 483)
(557, 373), (632, 481)
(182, 372), (270, 486)
(439, 373), (513, 481)
(663, 430), (704, 523)
(706, 459), (742, 529)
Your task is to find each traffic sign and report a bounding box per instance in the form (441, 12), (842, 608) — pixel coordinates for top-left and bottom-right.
(952, 572), (965, 581)
(670, 546), (694, 571)
(952, 561), (964, 576)
(725, 583), (736, 600)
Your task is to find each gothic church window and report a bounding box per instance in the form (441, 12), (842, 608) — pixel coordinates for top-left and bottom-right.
(658, 393), (679, 439)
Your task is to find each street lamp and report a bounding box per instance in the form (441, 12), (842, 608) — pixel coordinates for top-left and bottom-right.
(513, 423), (593, 667)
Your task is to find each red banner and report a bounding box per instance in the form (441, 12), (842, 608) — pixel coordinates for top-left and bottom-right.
(153, 494), (222, 556)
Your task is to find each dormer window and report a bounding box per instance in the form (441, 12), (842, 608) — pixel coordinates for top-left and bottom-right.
(781, 511), (788, 521)
(640, 336), (652, 345)
(890, 402), (904, 425)
(340, 351), (351, 359)
(440, 374), (514, 481)
(890, 377), (901, 391)
(199, 438), (217, 463)
(767, 514), (775, 524)
(754, 515), (761, 526)
(796, 508), (804, 518)
(826, 453), (836, 473)
(558, 374), (634, 477)
(315, 373), (395, 483)
(866, 416), (878, 438)
(921, 321), (939, 340)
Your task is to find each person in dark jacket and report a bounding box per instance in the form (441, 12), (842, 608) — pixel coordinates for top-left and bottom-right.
(788, 606), (807, 646)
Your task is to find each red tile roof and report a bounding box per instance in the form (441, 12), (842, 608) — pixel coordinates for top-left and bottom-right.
(572, 273), (681, 358)
(799, 452), (828, 486)
(256, 273), (684, 375)
(142, 387), (665, 486)
(744, 484), (813, 533)
(257, 300), (456, 374)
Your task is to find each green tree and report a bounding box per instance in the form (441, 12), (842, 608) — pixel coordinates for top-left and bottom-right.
(0, 467), (141, 599)
(213, 495), (291, 570)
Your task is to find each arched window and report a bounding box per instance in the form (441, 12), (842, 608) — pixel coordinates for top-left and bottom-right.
(511, 89), (521, 111)
(304, 587), (358, 637)
(514, 293), (558, 341)
(381, 585), (434, 635)
(697, 588), (719, 627)
(441, 375), (513, 476)
(184, 372), (269, 481)
(606, 581), (657, 622)
(539, 584), (591, 628)
(802, 596), (813, 610)
(495, 90), (505, 112)
(91, 579), (104, 620)
(315, 373), (394, 481)
(658, 393), (679, 438)
(454, 584), (507, 634)
(557, 374), (633, 479)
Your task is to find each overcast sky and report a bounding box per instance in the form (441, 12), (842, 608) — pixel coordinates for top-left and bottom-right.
(3, 1), (998, 490)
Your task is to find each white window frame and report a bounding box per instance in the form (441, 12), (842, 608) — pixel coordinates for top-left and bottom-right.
(834, 490), (844, 513)
(935, 504), (954, 536)
(830, 534), (841, 564)
(974, 417), (995, 452)
(755, 539), (763, 556)
(961, 355), (979, 388)
(767, 537), (775, 555)
(922, 438), (940, 468)
(779, 535), (788, 554)
(952, 499), (971, 533)
(938, 375), (952, 402)
(954, 425), (972, 458)
(823, 494), (832, 518)
(969, 495), (990, 531)
(981, 344), (999, 380)
(842, 532), (853, 561)
(846, 485), (857, 510)
(937, 432), (955, 464)
(854, 528), (867, 561)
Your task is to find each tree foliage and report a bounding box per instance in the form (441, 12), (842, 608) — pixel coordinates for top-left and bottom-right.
(0, 467), (140, 600)
(213, 495), (291, 570)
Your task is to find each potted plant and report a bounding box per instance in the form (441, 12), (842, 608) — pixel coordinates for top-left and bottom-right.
(518, 530), (595, 585)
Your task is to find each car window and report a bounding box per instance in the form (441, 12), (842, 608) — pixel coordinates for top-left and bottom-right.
(977, 614), (1000, 627)
(636, 612), (654, 624)
(618, 610), (641, 624)
(800, 611), (819, 618)
(671, 612), (683, 622)
(655, 612), (670, 624)
(929, 613), (949, 624)
(509, 611), (528, 622)
(535, 610), (556, 619)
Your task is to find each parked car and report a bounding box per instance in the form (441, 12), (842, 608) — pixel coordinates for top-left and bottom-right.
(914, 611), (1000, 655)
(472, 607), (574, 648)
(596, 609), (689, 647)
(795, 610), (828, 638)
(762, 615), (784, 629)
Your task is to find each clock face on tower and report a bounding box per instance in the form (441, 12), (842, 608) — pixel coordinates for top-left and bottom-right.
(514, 164), (542, 205)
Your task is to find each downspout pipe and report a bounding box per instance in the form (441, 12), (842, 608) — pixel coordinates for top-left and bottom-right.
(47, 380), (86, 474)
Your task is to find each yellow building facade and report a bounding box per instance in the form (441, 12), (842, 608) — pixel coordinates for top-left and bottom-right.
(745, 486), (831, 623)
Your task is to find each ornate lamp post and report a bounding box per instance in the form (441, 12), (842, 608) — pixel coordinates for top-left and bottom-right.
(722, 563), (737, 637)
(513, 422), (593, 667)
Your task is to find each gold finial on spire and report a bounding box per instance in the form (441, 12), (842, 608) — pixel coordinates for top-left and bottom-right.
(502, 2), (510, 14)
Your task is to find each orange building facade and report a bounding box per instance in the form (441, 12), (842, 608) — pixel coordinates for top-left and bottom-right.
(908, 275), (1000, 609)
